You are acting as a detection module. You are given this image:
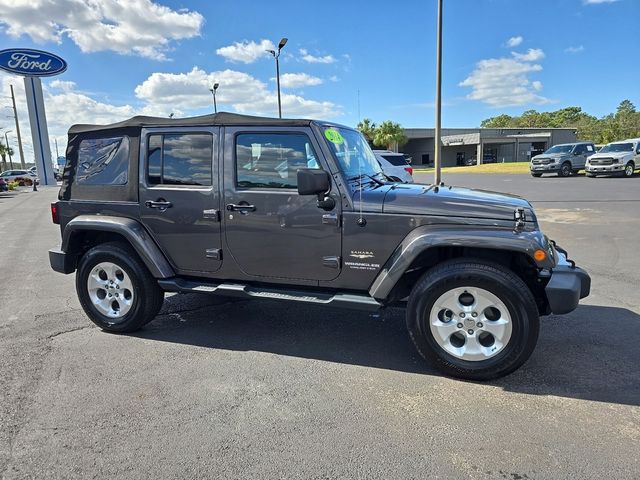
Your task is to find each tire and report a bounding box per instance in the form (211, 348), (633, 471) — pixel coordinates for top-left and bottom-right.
(623, 162), (634, 178)
(586, 173), (596, 178)
(406, 259), (540, 381)
(531, 173), (542, 178)
(76, 242), (164, 333)
(558, 162), (572, 177)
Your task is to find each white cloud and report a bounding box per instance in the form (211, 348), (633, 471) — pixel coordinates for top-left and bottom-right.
(459, 48), (549, 107)
(216, 39), (275, 64)
(583, 0), (619, 4)
(135, 67), (339, 118)
(511, 48), (545, 62)
(565, 45), (585, 54)
(506, 36), (523, 47)
(0, 0), (204, 60)
(277, 73), (323, 88)
(299, 49), (336, 64)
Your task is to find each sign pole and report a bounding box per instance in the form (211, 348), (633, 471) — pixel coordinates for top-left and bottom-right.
(9, 84), (26, 169)
(434, 0), (443, 186)
(24, 76), (55, 185)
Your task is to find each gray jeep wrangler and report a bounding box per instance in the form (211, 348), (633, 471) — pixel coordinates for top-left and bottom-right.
(49, 113), (590, 380)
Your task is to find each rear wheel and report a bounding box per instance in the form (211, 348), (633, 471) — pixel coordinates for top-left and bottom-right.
(558, 162), (572, 177)
(406, 259), (539, 380)
(76, 242), (164, 333)
(624, 162), (635, 178)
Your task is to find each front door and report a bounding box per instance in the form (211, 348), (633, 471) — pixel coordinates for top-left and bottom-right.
(223, 127), (341, 281)
(139, 127), (222, 275)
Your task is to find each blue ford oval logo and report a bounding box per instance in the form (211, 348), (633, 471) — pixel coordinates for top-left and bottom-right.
(0, 48), (67, 77)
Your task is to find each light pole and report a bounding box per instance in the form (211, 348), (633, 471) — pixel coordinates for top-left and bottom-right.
(4, 130), (13, 169)
(267, 37), (288, 118)
(434, 0), (443, 186)
(209, 83), (219, 113)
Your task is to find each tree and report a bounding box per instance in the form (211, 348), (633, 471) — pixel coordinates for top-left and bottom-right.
(356, 118), (377, 143)
(0, 141), (13, 172)
(480, 100), (640, 144)
(372, 120), (408, 151)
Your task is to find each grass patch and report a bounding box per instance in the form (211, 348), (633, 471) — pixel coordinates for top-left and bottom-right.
(413, 162), (531, 174)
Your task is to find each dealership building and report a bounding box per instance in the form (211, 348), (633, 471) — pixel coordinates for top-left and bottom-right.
(401, 127), (577, 166)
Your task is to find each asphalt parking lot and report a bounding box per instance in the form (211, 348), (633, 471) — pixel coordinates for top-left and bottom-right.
(1, 173), (639, 479)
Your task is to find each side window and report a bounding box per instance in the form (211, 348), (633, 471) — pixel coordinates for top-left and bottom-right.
(76, 137), (129, 185)
(574, 145), (585, 155)
(636, 143), (640, 154)
(235, 133), (320, 189)
(146, 133), (213, 186)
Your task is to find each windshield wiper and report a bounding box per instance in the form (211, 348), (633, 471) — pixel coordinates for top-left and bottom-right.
(346, 173), (385, 186)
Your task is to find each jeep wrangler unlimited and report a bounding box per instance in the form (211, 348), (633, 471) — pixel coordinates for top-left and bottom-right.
(49, 113), (590, 380)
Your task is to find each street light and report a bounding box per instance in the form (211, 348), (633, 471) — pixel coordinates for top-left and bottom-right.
(267, 37), (288, 118)
(209, 83), (219, 113)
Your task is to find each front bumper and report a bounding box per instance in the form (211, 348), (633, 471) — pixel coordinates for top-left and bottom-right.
(585, 164), (623, 174)
(544, 248), (590, 314)
(530, 163), (559, 172)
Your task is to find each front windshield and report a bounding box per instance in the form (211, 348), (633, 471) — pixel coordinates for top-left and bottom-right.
(322, 127), (383, 179)
(599, 143), (633, 153)
(544, 145), (574, 154)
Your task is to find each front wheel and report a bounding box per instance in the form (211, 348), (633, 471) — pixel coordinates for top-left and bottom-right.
(76, 242), (164, 333)
(406, 259), (539, 380)
(624, 162), (635, 178)
(531, 173), (542, 178)
(558, 162), (572, 177)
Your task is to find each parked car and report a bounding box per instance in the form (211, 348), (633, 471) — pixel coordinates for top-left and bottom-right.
(49, 112), (590, 381)
(529, 142), (596, 177)
(462, 153), (497, 166)
(29, 165), (62, 181)
(373, 150), (414, 183)
(0, 169), (39, 186)
(585, 138), (640, 178)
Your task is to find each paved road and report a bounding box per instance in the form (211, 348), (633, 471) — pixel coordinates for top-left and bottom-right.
(0, 176), (638, 479)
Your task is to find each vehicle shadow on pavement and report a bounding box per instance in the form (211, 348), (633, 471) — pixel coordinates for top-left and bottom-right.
(136, 295), (639, 406)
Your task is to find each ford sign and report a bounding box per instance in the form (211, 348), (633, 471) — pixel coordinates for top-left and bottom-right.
(0, 48), (67, 77)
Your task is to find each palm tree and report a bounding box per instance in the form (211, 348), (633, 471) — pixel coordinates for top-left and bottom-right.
(373, 120), (407, 152)
(0, 141), (13, 172)
(356, 118), (377, 144)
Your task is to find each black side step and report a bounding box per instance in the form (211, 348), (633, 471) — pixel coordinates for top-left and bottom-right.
(157, 278), (382, 312)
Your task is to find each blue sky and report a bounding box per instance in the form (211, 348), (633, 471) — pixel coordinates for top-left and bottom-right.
(0, 0), (638, 159)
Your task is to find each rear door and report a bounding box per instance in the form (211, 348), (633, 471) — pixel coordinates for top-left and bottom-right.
(222, 127), (342, 281)
(139, 127), (223, 275)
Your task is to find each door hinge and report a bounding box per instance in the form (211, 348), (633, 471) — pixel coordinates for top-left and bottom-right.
(322, 256), (341, 269)
(322, 213), (340, 226)
(203, 209), (220, 221)
(206, 248), (222, 260)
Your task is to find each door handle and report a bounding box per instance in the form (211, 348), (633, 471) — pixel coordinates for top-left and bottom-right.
(226, 203), (256, 212)
(145, 200), (173, 211)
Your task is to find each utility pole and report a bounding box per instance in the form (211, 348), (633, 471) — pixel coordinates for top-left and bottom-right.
(10, 85), (26, 169)
(434, 0), (443, 186)
(54, 138), (59, 158)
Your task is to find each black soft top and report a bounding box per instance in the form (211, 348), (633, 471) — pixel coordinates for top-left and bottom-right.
(68, 111), (315, 134)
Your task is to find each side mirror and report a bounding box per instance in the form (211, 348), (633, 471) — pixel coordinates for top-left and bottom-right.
(297, 168), (330, 195)
(297, 168), (335, 210)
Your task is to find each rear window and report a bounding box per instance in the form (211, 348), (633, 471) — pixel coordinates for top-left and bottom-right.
(76, 137), (129, 185)
(381, 154), (408, 166)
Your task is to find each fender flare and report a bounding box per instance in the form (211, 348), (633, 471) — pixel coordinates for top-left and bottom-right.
(62, 215), (175, 278)
(368, 225), (553, 301)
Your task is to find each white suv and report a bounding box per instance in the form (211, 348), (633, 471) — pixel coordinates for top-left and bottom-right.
(373, 150), (414, 183)
(585, 139), (640, 178)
